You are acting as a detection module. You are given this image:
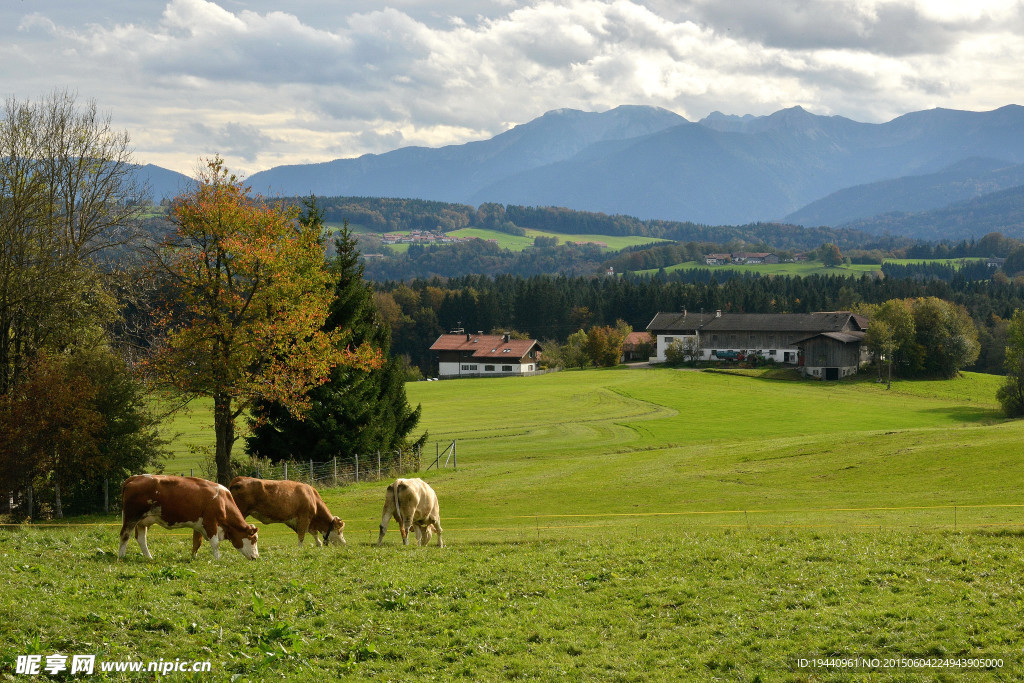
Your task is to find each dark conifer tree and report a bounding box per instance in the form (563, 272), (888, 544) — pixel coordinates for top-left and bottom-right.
(245, 199), (425, 463)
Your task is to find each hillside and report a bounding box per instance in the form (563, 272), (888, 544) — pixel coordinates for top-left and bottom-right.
(842, 185), (1024, 241)
(242, 104), (1024, 226)
(785, 158), (1024, 227)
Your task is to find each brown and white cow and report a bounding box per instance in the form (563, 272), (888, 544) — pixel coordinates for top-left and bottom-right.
(220, 477), (345, 547)
(118, 475), (258, 560)
(377, 478), (443, 547)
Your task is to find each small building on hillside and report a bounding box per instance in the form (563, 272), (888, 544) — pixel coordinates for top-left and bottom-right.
(732, 252), (779, 265)
(430, 333), (543, 379)
(705, 253), (732, 266)
(793, 332), (866, 380)
(621, 331), (654, 363)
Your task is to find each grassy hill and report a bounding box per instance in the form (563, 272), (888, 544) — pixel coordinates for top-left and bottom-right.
(4, 368), (1024, 679)
(158, 368), (1014, 532)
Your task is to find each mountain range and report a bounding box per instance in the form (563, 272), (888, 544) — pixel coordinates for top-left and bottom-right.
(137, 104), (1024, 237)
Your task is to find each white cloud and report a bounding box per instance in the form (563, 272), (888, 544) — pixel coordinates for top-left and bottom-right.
(2, 0), (1021, 174)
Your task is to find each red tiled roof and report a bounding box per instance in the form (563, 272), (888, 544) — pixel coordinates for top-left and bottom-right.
(623, 331), (651, 348)
(429, 334), (541, 360)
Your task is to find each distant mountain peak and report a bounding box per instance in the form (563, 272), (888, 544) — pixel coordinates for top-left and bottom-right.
(239, 103), (1024, 228)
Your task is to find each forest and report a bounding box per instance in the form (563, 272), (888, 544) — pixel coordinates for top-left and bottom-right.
(373, 271), (1024, 377)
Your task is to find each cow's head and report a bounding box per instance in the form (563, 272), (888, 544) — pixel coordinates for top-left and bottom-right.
(323, 517), (346, 546)
(230, 523), (259, 559)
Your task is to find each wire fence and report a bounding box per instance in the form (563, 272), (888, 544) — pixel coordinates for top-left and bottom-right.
(205, 447), (425, 489)
(2, 442), (457, 521)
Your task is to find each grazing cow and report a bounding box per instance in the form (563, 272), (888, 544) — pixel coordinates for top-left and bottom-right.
(219, 477), (345, 547)
(377, 478), (443, 547)
(118, 475), (258, 560)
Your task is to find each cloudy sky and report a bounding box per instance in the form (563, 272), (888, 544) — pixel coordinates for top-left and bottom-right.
(3, 0), (1022, 175)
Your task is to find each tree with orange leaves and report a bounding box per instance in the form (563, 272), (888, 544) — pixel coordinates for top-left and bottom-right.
(148, 159), (381, 484)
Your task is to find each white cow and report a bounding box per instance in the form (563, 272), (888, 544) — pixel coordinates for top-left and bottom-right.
(377, 478), (443, 547)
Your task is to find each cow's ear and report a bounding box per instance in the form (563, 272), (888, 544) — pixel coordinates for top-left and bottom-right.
(248, 524), (258, 535)
(334, 516), (344, 527)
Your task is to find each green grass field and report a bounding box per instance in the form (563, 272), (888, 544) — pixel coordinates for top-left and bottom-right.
(4, 368), (1024, 680)
(328, 223), (667, 253)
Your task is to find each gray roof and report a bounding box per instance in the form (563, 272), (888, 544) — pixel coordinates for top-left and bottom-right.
(700, 312), (860, 334)
(792, 331), (866, 345)
(646, 312), (719, 333)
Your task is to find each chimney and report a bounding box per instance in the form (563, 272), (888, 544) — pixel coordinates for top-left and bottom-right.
(503, 333), (510, 343)
(466, 333), (471, 342)
(715, 309), (722, 317)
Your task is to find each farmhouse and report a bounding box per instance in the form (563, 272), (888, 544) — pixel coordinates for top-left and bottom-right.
(646, 310), (868, 379)
(731, 252), (779, 265)
(430, 332), (542, 378)
(705, 252), (780, 266)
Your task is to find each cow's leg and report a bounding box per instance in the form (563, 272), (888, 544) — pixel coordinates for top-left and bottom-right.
(399, 516), (410, 546)
(377, 508), (393, 545)
(191, 531), (204, 559)
(296, 518), (310, 547)
(433, 519), (444, 548)
(208, 532), (222, 560)
(135, 525), (153, 559)
(414, 524), (425, 546)
(118, 518), (137, 558)
(204, 518), (223, 560)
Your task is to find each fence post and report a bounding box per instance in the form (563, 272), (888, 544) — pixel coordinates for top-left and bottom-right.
(453, 441), (456, 471)
(355, 454), (360, 483)
(27, 485), (33, 521)
(103, 477), (109, 515)
(333, 457), (338, 485)
(284, 462), (288, 480)
(377, 451), (381, 480)
(310, 459), (314, 485)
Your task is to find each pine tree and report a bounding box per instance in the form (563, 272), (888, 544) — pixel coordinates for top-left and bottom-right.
(245, 198), (425, 463)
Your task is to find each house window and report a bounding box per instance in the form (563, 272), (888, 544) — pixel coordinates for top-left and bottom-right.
(461, 364), (478, 371)
(665, 337), (674, 344)
(502, 365), (513, 372)
(485, 365), (495, 372)
(769, 350), (776, 355)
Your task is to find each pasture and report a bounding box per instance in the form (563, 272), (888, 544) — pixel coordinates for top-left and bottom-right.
(333, 223), (667, 253)
(4, 368), (1024, 680)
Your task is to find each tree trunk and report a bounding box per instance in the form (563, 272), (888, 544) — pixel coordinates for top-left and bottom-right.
(214, 392), (235, 486)
(54, 478), (63, 519)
